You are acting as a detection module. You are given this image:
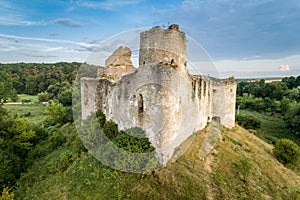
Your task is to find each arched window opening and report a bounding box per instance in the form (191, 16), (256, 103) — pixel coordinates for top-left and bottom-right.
(138, 94), (144, 125)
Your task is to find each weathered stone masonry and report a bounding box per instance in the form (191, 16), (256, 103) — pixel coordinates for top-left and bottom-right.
(81, 24), (237, 165)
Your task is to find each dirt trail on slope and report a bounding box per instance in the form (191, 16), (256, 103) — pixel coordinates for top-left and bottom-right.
(199, 122), (221, 200)
(204, 153), (214, 200)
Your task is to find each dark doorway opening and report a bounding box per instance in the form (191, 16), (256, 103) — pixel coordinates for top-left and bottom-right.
(212, 116), (221, 124)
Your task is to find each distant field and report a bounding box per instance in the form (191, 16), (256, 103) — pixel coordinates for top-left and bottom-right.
(237, 109), (300, 146)
(17, 94), (39, 103)
(4, 104), (47, 124)
(246, 79), (282, 83)
(237, 77), (282, 83)
(7, 94), (40, 103)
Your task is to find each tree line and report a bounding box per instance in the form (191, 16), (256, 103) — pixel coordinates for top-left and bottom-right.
(0, 62), (79, 96)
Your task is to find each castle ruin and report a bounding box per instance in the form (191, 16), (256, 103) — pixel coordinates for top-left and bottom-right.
(81, 24), (237, 165)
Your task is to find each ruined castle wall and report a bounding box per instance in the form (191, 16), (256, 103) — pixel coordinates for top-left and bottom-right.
(82, 68), (236, 163)
(98, 46), (137, 82)
(222, 79), (237, 128)
(100, 65), (136, 82)
(105, 46), (133, 68)
(103, 64), (206, 164)
(81, 78), (100, 120)
(191, 75), (213, 129)
(95, 79), (114, 117)
(211, 78), (237, 128)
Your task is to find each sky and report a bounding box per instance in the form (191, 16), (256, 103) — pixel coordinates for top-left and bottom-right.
(0, 0), (300, 78)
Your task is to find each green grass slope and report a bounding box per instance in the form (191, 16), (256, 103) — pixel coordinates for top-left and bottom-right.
(14, 124), (300, 200)
(238, 109), (300, 146)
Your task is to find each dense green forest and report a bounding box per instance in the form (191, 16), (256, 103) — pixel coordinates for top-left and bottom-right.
(0, 63), (299, 199)
(236, 76), (300, 138)
(0, 62), (79, 95)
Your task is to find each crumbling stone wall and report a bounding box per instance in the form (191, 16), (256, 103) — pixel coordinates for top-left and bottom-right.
(81, 78), (101, 120)
(211, 77), (237, 128)
(99, 46), (136, 81)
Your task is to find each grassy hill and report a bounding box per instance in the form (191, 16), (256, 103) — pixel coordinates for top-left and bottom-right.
(14, 124), (300, 200)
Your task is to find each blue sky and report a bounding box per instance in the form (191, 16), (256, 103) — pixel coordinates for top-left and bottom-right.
(0, 0), (300, 78)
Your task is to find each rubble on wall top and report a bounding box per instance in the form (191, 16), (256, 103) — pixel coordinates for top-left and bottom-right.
(149, 24), (181, 32)
(222, 77), (236, 85)
(168, 24), (179, 31)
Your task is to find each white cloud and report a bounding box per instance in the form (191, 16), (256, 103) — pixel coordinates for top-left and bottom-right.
(280, 64), (290, 72)
(213, 55), (300, 78)
(44, 47), (64, 52)
(0, 46), (24, 51)
(0, 34), (96, 49)
(75, 0), (142, 10)
(0, 0), (41, 26)
(0, 16), (39, 26)
(0, 34), (96, 63)
(54, 18), (82, 27)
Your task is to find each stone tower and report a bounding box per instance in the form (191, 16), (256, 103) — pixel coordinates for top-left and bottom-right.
(139, 24), (188, 74)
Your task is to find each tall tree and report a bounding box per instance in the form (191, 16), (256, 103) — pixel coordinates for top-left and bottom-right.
(0, 71), (17, 103)
(44, 100), (67, 125)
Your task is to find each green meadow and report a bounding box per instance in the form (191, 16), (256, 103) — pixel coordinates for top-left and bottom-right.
(237, 109), (300, 146)
(4, 103), (47, 124)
